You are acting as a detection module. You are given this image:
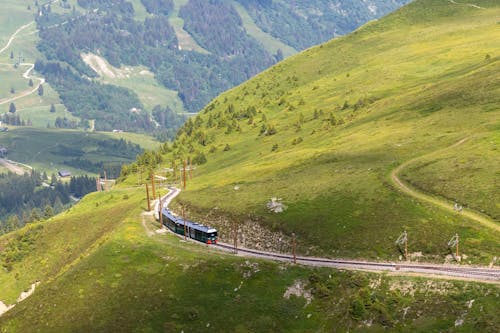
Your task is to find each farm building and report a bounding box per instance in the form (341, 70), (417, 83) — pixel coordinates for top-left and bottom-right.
(58, 170), (71, 178)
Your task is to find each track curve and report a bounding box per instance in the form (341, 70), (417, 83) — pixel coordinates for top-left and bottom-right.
(157, 187), (500, 283)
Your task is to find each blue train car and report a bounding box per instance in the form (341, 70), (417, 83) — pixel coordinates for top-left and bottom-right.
(161, 208), (218, 244)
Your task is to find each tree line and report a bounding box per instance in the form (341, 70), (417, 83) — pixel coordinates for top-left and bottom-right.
(0, 172), (97, 235)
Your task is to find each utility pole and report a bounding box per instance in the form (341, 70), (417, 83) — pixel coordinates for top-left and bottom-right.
(182, 205), (187, 241)
(158, 194), (163, 226)
(234, 221), (238, 254)
(183, 159), (187, 190)
(292, 233), (296, 264)
(145, 183), (151, 211)
(104, 170), (108, 191)
(151, 172), (156, 198)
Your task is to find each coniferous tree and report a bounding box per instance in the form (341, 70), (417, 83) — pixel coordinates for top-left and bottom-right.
(9, 102), (16, 113)
(38, 84), (44, 96)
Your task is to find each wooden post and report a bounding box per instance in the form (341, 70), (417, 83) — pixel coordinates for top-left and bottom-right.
(151, 173), (156, 198)
(455, 233), (459, 258)
(292, 233), (296, 264)
(158, 195), (163, 226)
(183, 160), (187, 190)
(104, 170), (108, 191)
(404, 230), (408, 260)
(146, 183), (151, 211)
(182, 205), (187, 241)
(234, 222), (238, 254)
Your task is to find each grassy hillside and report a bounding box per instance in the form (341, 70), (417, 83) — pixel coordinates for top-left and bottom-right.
(147, 0), (499, 263)
(0, 1), (72, 128)
(0, 185), (498, 332)
(0, 127), (159, 175)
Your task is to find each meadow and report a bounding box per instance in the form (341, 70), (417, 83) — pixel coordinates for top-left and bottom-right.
(0, 127), (159, 175)
(144, 0), (500, 263)
(0, 185), (498, 332)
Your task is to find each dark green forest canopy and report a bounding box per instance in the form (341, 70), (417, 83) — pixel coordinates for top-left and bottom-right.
(33, 0), (410, 132)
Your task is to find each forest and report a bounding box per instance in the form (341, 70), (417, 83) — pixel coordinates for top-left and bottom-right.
(34, 0), (277, 118)
(0, 172), (97, 235)
(236, 0), (411, 50)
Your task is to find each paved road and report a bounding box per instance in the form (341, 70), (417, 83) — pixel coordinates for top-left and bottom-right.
(156, 187), (500, 283)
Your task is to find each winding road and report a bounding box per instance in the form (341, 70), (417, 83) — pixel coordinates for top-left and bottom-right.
(155, 187), (500, 283)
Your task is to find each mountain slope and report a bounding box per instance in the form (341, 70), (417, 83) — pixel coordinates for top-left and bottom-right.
(33, 0), (410, 131)
(153, 0), (500, 262)
(0, 186), (499, 332)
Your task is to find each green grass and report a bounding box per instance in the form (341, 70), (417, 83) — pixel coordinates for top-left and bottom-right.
(0, 185), (498, 332)
(0, 0), (74, 127)
(81, 51), (186, 112)
(146, 0), (500, 263)
(0, 127), (159, 175)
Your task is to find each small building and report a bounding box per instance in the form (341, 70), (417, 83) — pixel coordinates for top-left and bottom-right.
(58, 170), (71, 178)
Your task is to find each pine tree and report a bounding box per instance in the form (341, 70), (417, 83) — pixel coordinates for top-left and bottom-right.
(38, 84), (44, 96)
(9, 102), (16, 113)
(29, 78), (34, 87)
(10, 51), (14, 59)
(50, 103), (56, 113)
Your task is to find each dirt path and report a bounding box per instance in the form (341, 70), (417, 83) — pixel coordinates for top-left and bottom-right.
(390, 138), (499, 232)
(0, 63), (45, 106)
(447, 0), (485, 9)
(0, 20), (45, 106)
(0, 158), (29, 175)
(0, 22), (34, 55)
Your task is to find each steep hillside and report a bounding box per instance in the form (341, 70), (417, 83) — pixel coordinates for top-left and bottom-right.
(0, 185), (498, 332)
(148, 0), (500, 263)
(33, 0), (409, 132)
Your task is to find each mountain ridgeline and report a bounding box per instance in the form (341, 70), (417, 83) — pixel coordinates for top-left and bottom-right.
(34, 0), (409, 133)
(141, 0), (500, 262)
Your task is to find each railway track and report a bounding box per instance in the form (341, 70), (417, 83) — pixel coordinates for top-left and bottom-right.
(213, 243), (500, 282)
(157, 187), (500, 283)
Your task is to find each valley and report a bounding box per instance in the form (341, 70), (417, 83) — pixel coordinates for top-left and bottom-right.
(0, 0), (498, 331)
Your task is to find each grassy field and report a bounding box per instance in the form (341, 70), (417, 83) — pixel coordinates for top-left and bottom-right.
(0, 185), (498, 332)
(0, 127), (160, 175)
(138, 0), (500, 264)
(0, 0), (75, 127)
(81, 53), (185, 112)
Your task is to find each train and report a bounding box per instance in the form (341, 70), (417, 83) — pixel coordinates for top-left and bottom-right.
(160, 207), (218, 244)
